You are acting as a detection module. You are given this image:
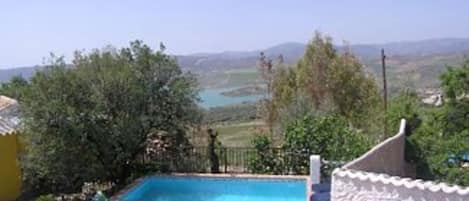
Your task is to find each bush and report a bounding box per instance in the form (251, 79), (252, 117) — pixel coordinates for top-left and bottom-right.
(282, 114), (371, 175)
(400, 63), (469, 186)
(408, 120), (469, 186)
(248, 135), (278, 174)
(35, 194), (54, 201)
(126, 162), (169, 184)
(249, 114), (371, 176)
(19, 41), (201, 193)
(386, 90), (423, 136)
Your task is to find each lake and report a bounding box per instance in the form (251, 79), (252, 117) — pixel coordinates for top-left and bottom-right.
(199, 88), (263, 108)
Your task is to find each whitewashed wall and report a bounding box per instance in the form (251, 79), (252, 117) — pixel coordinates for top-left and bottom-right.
(330, 119), (469, 201)
(331, 169), (469, 201)
(343, 120), (414, 177)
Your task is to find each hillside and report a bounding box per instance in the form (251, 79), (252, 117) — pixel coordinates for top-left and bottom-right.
(1, 38), (469, 90)
(176, 38), (469, 73)
(175, 42), (305, 73)
(0, 66), (42, 83)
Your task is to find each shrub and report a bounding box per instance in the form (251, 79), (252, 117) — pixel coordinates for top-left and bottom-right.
(282, 114), (371, 175)
(19, 40), (201, 193)
(248, 135), (278, 174)
(401, 62), (469, 186)
(249, 114), (371, 176)
(35, 194), (55, 201)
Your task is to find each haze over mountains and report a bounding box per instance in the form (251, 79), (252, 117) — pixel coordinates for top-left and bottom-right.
(1, 38), (469, 84)
(178, 38), (469, 72)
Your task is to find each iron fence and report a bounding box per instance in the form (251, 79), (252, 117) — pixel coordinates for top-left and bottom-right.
(140, 146), (345, 179)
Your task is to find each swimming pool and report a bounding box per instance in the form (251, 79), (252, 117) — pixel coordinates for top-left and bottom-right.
(116, 175), (308, 201)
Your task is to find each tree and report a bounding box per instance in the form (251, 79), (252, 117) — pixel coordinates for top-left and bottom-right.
(20, 41), (202, 193)
(257, 52), (283, 135)
(406, 61), (469, 186)
(249, 114), (371, 176)
(326, 51), (380, 128)
(282, 114), (371, 174)
(248, 135), (278, 174)
(296, 32), (336, 109)
(439, 63), (469, 134)
(0, 75), (29, 100)
(269, 32), (380, 132)
(386, 90), (422, 135)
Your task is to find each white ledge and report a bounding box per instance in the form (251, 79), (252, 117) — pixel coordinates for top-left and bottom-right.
(333, 168), (469, 196)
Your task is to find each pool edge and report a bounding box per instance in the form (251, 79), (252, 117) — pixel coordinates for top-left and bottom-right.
(111, 173), (311, 201)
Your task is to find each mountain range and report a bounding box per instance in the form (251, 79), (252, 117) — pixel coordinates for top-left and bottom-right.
(177, 38), (469, 72)
(1, 38), (469, 85)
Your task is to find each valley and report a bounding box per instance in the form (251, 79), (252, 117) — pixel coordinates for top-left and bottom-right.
(2, 38), (468, 148)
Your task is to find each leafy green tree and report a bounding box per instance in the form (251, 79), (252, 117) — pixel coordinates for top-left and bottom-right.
(386, 90), (422, 134)
(249, 114), (370, 175)
(272, 67), (297, 109)
(270, 32), (380, 132)
(296, 32), (336, 109)
(257, 53), (284, 135)
(248, 135), (278, 174)
(439, 63), (469, 133)
(326, 51), (380, 128)
(407, 62), (469, 186)
(250, 32), (379, 176)
(20, 41), (202, 193)
(282, 114), (371, 174)
(0, 75), (29, 100)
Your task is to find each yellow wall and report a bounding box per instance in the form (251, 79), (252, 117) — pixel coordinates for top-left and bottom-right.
(0, 133), (22, 201)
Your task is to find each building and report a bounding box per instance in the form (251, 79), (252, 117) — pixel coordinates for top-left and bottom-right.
(0, 96), (23, 201)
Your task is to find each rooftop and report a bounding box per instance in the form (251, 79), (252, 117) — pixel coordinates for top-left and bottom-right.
(0, 96), (20, 135)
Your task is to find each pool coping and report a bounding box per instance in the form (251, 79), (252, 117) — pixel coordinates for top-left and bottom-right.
(111, 173), (311, 201)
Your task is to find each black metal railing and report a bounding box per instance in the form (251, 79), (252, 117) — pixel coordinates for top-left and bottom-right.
(142, 146), (256, 173)
(140, 146), (345, 178)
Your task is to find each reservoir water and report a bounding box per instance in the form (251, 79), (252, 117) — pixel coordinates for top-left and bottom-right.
(199, 88), (263, 108)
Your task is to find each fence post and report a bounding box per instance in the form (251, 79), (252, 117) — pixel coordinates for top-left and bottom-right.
(224, 147), (227, 173)
(310, 155), (320, 184)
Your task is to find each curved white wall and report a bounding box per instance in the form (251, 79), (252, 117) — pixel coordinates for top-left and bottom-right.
(330, 119), (469, 201)
(331, 169), (469, 201)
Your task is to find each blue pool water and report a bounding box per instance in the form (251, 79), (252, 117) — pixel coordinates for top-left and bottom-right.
(121, 176), (306, 201)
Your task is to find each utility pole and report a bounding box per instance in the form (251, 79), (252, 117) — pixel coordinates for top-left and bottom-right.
(381, 49), (388, 137)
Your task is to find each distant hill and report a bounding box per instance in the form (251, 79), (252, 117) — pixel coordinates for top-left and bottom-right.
(176, 43), (305, 72)
(175, 42), (306, 73)
(0, 66), (43, 83)
(1, 38), (469, 87)
(176, 38), (469, 73)
(349, 38), (469, 58)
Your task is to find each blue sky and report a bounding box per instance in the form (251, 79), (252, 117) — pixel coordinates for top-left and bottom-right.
(1, 0), (469, 68)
